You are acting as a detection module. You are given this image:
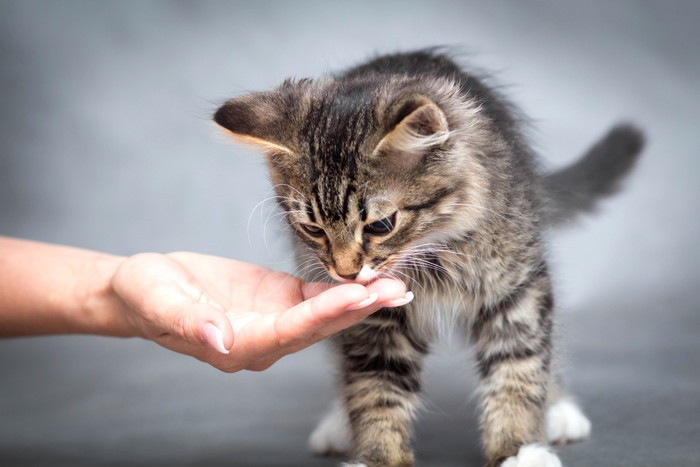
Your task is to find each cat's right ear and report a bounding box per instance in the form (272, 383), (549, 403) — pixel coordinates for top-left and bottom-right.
(214, 92), (294, 155)
(372, 95), (450, 169)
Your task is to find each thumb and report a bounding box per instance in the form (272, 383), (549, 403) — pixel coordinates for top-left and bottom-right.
(112, 253), (234, 353)
(174, 302), (234, 354)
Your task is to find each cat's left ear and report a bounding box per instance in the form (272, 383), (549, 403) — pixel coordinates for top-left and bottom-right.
(214, 89), (296, 155)
(373, 95), (450, 167)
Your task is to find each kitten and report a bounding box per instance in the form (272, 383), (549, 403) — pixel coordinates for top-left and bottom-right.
(214, 50), (643, 467)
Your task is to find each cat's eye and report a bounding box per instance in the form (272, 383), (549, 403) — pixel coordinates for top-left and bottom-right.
(300, 223), (325, 238)
(364, 213), (397, 236)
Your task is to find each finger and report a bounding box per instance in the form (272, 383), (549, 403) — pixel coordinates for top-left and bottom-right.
(288, 278), (410, 348)
(364, 277), (409, 304)
(174, 302), (235, 354)
(271, 284), (369, 348)
(303, 282), (381, 317)
(301, 276), (407, 303)
(274, 281), (405, 349)
(113, 254), (236, 356)
(221, 279), (411, 371)
(282, 278), (409, 346)
(300, 281), (336, 300)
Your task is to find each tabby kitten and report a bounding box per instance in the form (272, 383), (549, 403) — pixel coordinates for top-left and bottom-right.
(214, 50), (643, 467)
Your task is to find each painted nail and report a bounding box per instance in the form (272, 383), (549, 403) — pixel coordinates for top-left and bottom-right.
(203, 323), (229, 354)
(384, 291), (415, 308)
(347, 293), (379, 310)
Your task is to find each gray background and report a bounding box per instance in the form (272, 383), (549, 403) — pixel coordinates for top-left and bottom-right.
(1, 1), (698, 466)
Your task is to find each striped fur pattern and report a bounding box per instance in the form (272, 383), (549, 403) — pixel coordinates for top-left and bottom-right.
(215, 50), (643, 466)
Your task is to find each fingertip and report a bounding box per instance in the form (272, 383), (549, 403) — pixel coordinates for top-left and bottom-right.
(366, 277), (407, 300)
(203, 322), (230, 354)
(346, 292), (379, 311)
(311, 283), (372, 316)
(196, 305), (234, 354)
(381, 290), (415, 308)
(304, 279), (410, 320)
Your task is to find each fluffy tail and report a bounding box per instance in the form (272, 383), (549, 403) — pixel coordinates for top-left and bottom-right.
(542, 124), (645, 227)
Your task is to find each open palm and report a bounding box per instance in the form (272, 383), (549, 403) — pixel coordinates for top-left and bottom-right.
(112, 252), (408, 372)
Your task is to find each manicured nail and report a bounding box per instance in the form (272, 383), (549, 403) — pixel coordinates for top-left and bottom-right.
(203, 323), (229, 354)
(384, 291), (414, 308)
(347, 293), (379, 310)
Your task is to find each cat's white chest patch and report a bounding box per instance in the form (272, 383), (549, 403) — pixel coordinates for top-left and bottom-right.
(409, 286), (474, 340)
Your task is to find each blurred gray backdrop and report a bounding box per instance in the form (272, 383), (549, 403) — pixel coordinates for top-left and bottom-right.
(1, 1), (698, 466)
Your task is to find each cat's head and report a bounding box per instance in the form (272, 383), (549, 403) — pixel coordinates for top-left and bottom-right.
(215, 76), (490, 283)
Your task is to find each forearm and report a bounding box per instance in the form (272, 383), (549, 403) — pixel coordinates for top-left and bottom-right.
(0, 237), (132, 337)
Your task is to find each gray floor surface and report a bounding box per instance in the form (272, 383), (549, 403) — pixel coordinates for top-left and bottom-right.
(1, 1), (699, 466)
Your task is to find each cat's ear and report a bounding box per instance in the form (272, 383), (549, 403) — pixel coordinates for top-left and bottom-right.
(373, 96), (450, 165)
(214, 91), (295, 155)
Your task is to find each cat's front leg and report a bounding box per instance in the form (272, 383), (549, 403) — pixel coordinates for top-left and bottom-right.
(336, 307), (429, 467)
(472, 273), (560, 467)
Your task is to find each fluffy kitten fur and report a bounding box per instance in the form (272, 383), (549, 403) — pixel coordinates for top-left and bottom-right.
(214, 50), (643, 467)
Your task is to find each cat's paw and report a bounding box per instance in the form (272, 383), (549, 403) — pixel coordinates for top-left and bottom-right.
(340, 464), (367, 467)
(308, 401), (352, 457)
(545, 398), (592, 445)
(500, 444), (562, 467)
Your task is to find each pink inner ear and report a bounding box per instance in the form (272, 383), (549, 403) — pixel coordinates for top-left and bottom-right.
(407, 103), (449, 137)
(373, 103), (450, 158)
(216, 127), (295, 156)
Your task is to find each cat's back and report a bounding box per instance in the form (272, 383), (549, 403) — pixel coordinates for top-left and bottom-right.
(340, 50), (524, 152)
(339, 49), (464, 81)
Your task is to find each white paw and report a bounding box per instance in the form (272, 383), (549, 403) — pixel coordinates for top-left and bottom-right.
(545, 398), (592, 445)
(500, 444), (562, 467)
(341, 464), (367, 467)
(308, 399), (352, 456)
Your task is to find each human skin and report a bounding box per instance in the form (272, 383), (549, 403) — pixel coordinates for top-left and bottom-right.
(0, 237), (412, 372)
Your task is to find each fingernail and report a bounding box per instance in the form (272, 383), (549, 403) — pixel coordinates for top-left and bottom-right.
(347, 293), (379, 310)
(203, 323), (229, 354)
(384, 291), (414, 308)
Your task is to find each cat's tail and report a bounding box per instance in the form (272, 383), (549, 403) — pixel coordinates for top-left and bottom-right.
(542, 123), (645, 228)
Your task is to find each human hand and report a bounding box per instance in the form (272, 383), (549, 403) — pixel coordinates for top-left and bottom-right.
(111, 252), (411, 372)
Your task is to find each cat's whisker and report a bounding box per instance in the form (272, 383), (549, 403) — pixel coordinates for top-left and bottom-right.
(248, 193), (303, 249)
(294, 253), (330, 283)
(371, 196), (402, 221)
(402, 241), (485, 265)
(308, 267), (331, 285)
(213, 47), (640, 467)
(292, 252), (323, 269)
(263, 210), (304, 246)
(263, 261), (330, 302)
(381, 265), (426, 293)
(394, 258), (450, 275)
(271, 183), (310, 202)
(246, 195), (281, 246)
(446, 202), (528, 227)
(296, 263), (327, 279)
(288, 261), (319, 278)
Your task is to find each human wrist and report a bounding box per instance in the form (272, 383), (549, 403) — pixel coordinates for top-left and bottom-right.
(73, 252), (134, 337)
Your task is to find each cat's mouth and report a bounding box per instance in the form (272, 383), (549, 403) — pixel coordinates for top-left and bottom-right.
(330, 264), (381, 285)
